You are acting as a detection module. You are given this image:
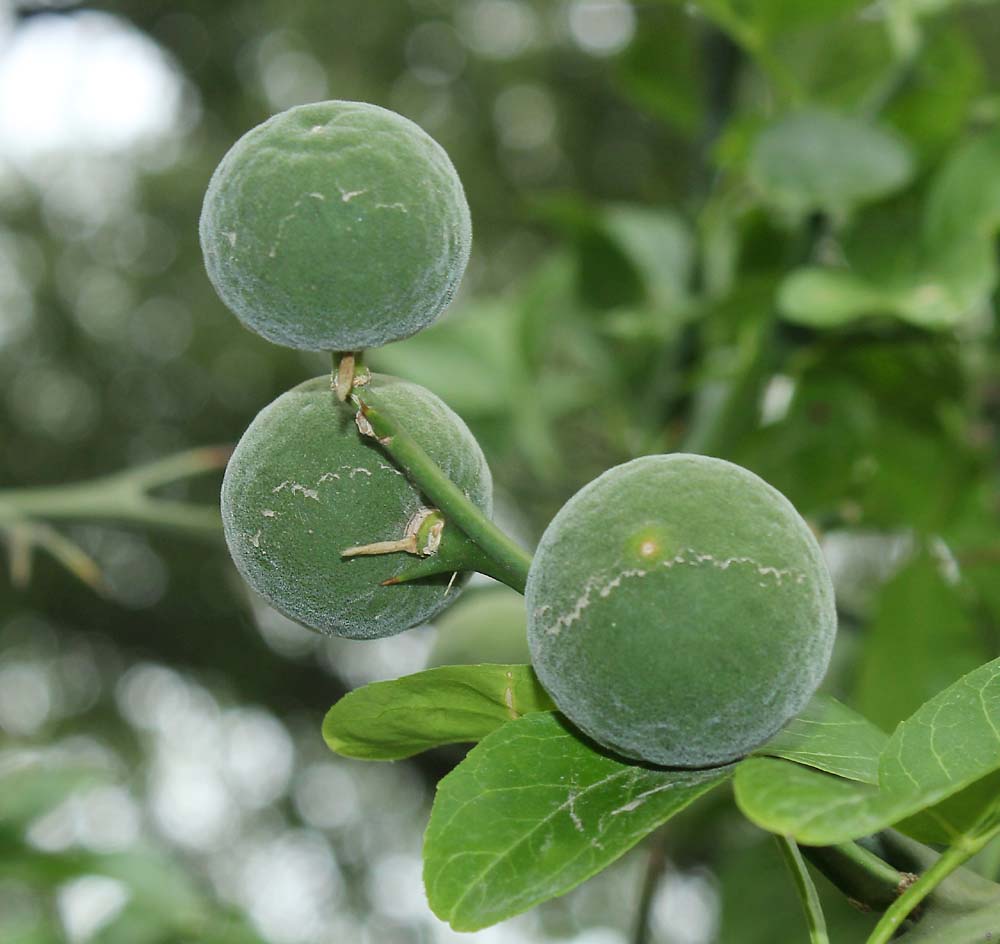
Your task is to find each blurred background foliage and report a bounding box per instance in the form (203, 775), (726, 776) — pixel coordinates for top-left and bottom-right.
(1, 0), (999, 941)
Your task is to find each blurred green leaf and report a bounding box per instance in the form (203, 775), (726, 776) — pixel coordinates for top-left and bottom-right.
(924, 129), (1000, 247)
(371, 300), (517, 417)
(423, 711), (729, 931)
(778, 130), (1000, 328)
(734, 656), (1000, 844)
(897, 769), (1000, 844)
(896, 896), (1000, 943)
(614, 9), (702, 133)
(778, 267), (892, 327)
(755, 694), (888, 784)
(748, 109), (914, 220)
(427, 585), (529, 667)
(540, 198), (695, 316)
(716, 831), (878, 942)
(855, 548), (987, 731)
(688, 0), (870, 38)
(322, 664), (554, 760)
(600, 205), (695, 311)
(883, 28), (985, 164)
(734, 337), (971, 526)
(0, 762), (107, 827)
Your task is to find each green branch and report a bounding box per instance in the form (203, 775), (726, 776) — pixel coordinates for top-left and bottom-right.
(802, 841), (906, 913)
(355, 397), (532, 593)
(631, 831), (668, 944)
(867, 811), (1000, 944)
(0, 446), (229, 592)
(0, 446), (228, 539)
(777, 836), (829, 944)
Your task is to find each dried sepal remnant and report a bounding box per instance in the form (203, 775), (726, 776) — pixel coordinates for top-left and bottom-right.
(526, 454), (837, 769)
(341, 508), (444, 559)
(199, 100), (471, 351)
(355, 407), (391, 446)
(221, 373), (492, 639)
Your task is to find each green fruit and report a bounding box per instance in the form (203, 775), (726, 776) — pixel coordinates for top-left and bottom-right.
(200, 100), (471, 351)
(221, 374), (491, 638)
(525, 454), (836, 768)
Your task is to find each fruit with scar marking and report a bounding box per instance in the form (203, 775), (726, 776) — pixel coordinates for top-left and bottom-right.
(200, 100), (471, 351)
(221, 374), (491, 638)
(525, 454), (836, 767)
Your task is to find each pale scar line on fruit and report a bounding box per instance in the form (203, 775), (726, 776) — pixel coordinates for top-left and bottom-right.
(271, 480), (320, 500)
(315, 465), (398, 486)
(337, 186), (366, 203)
(539, 549), (806, 636)
(267, 191), (329, 258)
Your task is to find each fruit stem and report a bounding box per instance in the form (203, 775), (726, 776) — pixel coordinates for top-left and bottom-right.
(801, 841), (905, 912)
(630, 830), (668, 944)
(354, 397), (533, 593)
(776, 836), (829, 944)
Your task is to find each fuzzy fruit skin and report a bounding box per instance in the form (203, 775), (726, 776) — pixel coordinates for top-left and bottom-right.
(200, 100), (471, 351)
(526, 454), (836, 768)
(221, 374), (491, 638)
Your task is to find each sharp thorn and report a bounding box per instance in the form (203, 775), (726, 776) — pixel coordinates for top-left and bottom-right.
(341, 536), (418, 558)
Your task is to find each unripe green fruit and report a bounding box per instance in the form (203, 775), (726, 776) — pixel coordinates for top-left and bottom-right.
(221, 374), (492, 638)
(526, 454), (836, 768)
(200, 100), (471, 351)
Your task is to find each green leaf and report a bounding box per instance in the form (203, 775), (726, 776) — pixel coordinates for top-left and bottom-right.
(322, 664), (555, 760)
(734, 657), (1000, 845)
(735, 757), (880, 845)
(423, 711), (729, 931)
(749, 109), (914, 220)
(755, 695), (888, 784)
